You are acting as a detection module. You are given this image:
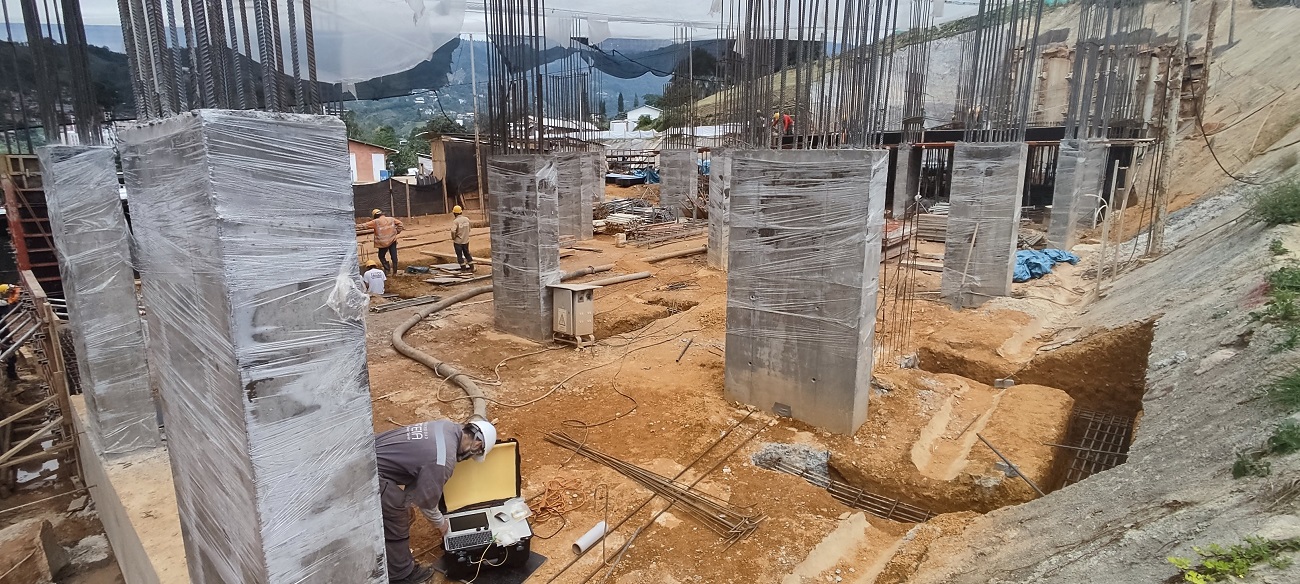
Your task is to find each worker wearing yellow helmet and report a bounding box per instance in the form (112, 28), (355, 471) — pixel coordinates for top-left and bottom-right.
(362, 209), (404, 275)
(450, 205), (474, 271)
(361, 260), (386, 296)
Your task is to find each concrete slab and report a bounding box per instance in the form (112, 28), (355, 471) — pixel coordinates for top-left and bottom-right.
(38, 145), (160, 456)
(724, 149), (887, 434)
(121, 110), (386, 584)
(486, 154), (562, 342)
(941, 142), (1028, 308)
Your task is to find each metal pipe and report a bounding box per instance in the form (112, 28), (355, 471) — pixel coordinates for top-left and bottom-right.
(390, 264), (616, 421)
(0, 325), (39, 362)
(585, 272), (651, 287)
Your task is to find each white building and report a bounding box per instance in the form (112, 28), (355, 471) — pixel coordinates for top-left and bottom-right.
(623, 104), (662, 123)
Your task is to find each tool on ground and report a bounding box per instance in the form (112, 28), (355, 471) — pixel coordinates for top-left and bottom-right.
(676, 338), (694, 362)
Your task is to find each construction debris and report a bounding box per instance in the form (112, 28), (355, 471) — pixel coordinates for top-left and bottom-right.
(916, 214), (948, 242)
(371, 295), (444, 313)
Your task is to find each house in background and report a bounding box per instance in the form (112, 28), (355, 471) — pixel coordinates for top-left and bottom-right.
(348, 139), (398, 184)
(624, 104), (661, 125)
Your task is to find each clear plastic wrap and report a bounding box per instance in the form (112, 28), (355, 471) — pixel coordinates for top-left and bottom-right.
(583, 150), (606, 211)
(120, 110), (385, 583)
(1046, 139), (1107, 249)
(724, 149), (886, 434)
(659, 150), (698, 219)
(941, 142), (1029, 308)
(486, 155), (562, 342)
(313, 0), (467, 82)
(556, 152), (594, 241)
(38, 145), (161, 456)
(707, 149), (732, 271)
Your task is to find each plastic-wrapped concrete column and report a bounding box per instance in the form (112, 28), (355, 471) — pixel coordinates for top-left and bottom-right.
(724, 149), (886, 435)
(120, 110), (386, 583)
(941, 142), (1029, 308)
(487, 155), (562, 342)
(707, 149), (732, 271)
(1046, 139), (1107, 249)
(584, 150), (606, 209)
(659, 150), (697, 219)
(556, 152), (593, 241)
(38, 145), (161, 456)
(892, 144), (920, 218)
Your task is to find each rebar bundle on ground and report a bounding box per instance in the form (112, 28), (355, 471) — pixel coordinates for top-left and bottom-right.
(543, 431), (765, 545)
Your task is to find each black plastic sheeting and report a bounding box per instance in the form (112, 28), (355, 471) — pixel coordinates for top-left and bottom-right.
(441, 140), (488, 205)
(353, 179), (449, 218)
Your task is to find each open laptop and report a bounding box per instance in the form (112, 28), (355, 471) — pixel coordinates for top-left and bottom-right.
(444, 508), (495, 551)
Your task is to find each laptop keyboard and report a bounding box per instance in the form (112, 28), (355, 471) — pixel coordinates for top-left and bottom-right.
(447, 531), (494, 550)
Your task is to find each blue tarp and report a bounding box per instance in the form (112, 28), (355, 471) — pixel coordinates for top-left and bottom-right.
(1013, 249), (1079, 282)
(633, 168), (661, 184)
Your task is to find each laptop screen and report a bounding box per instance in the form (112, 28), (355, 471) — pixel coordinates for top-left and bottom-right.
(449, 512), (490, 532)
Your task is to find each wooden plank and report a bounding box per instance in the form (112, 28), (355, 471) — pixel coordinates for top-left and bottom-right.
(0, 417), (62, 466)
(0, 441), (73, 470)
(902, 260), (944, 272)
(0, 396), (56, 430)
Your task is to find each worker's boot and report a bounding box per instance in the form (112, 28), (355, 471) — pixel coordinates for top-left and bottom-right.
(466, 262), (475, 272)
(390, 563), (434, 584)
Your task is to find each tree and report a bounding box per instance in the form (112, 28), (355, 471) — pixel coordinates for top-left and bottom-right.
(633, 95), (640, 108)
(642, 94), (662, 107)
(634, 115), (655, 131)
(341, 110), (368, 142)
(617, 92), (625, 113)
(372, 125), (400, 150)
(598, 100), (608, 118)
(423, 117), (466, 137)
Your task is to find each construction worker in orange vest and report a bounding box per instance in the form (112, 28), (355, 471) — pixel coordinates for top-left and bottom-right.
(363, 209), (404, 275)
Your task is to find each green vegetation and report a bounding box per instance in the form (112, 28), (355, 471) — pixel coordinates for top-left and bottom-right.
(1232, 452), (1272, 479)
(1267, 367), (1300, 411)
(1251, 179), (1300, 226)
(1253, 267), (1300, 350)
(1167, 537), (1300, 583)
(1266, 419), (1300, 455)
(1272, 239), (1289, 255)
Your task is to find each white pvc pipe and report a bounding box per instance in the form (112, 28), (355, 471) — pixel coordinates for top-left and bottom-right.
(572, 521), (608, 554)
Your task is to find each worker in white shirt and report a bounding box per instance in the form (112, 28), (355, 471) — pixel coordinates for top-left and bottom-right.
(450, 205), (474, 271)
(362, 260), (387, 295)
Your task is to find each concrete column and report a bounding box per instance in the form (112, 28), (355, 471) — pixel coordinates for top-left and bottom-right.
(487, 154), (562, 343)
(707, 150), (732, 271)
(892, 144), (921, 218)
(121, 110), (386, 584)
(556, 152), (593, 242)
(584, 150), (605, 209)
(941, 142), (1029, 308)
(659, 150), (697, 219)
(1046, 139), (1107, 250)
(38, 145), (161, 456)
(725, 149), (887, 435)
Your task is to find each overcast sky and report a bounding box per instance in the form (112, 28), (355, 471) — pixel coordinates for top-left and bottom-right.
(67, 0), (977, 38)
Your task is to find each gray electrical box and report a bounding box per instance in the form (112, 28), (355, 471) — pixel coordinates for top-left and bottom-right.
(550, 283), (601, 346)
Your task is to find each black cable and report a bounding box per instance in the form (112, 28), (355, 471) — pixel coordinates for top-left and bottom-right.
(1193, 96), (1281, 187)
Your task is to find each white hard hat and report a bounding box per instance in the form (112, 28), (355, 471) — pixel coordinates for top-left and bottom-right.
(468, 420), (497, 462)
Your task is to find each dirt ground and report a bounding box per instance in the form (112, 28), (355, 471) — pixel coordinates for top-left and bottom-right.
(361, 212), (1118, 583)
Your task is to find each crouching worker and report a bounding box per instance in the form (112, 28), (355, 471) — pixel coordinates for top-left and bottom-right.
(374, 418), (497, 584)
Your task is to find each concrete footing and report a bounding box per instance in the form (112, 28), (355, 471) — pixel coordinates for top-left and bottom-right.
(487, 154), (562, 342)
(38, 145), (160, 456)
(941, 142), (1028, 309)
(1047, 139), (1107, 249)
(724, 149), (886, 434)
(121, 110), (386, 584)
(707, 150), (732, 271)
